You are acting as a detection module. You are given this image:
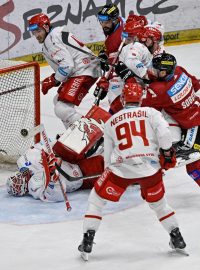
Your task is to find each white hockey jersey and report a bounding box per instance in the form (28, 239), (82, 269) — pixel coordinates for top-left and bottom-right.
(17, 143), (83, 202)
(119, 41), (153, 78)
(42, 26), (101, 82)
(108, 42), (152, 104)
(104, 106), (173, 178)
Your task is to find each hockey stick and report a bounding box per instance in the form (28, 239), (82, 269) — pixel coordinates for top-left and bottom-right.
(61, 32), (150, 83)
(94, 37), (126, 106)
(22, 124), (72, 211)
(0, 81), (42, 96)
(56, 149), (200, 183)
(55, 163), (101, 182)
(61, 31), (112, 67)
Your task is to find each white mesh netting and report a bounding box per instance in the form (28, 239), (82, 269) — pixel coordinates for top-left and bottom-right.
(0, 60), (40, 163)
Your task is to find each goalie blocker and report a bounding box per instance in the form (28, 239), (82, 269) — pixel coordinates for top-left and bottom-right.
(53, 105), (111, 162)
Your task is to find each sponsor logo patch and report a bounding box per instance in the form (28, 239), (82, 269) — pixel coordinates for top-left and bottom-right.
(167, 72), (192, 103)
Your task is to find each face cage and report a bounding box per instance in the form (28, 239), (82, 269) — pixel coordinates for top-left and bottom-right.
(7, 169), (30, 197)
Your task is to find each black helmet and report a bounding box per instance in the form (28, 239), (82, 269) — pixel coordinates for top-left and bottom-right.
(152, 52), (177, 75)
(98, 4), (119, 21)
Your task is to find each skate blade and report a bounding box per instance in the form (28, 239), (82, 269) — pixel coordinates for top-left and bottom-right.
(169, 246), (189, 257)
(176, 152), (200, 167)
(174, 248), (189, 256)
(81, 252), (89, 261)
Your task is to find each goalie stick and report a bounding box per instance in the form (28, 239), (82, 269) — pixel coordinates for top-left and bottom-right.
(55, 162), (101, 182)
(55, 151), (200, 183)
(22, 124), (72, 211)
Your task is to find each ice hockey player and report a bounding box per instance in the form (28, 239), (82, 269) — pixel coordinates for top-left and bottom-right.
(78, 82), (186, 261)
(28, 13), (101, 129)
(126, 10), (164, 48)
(96, 4), (124, 71)
(95, 7), (164, 114)
(142, 52), (200, 186)
(6, 141), (104, 202)
(93, 4), (125, 113)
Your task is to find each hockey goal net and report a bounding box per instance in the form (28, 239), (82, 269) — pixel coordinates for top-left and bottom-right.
(0, 60), (40, 163)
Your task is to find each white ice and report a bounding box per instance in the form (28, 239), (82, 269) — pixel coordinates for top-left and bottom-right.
(0, 43), (200, 270)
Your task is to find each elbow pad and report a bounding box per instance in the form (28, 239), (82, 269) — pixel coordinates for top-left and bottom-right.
(55, 66), (72, 82)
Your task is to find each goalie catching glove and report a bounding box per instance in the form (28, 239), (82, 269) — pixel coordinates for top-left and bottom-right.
(159, 147), (176, 170)
(93, 76), (109, 100)
(42, 73), (60, 95)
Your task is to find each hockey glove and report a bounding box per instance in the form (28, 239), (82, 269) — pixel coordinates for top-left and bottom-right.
(94, 76), (109, 100)
(115, 61), (136, 82)
(159, 147), (176, 170)
(41, 150), (62, 187)
(42, 73), (60, 95)
(98, 50), (109, 72)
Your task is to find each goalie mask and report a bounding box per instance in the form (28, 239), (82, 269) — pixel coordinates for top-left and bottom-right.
(6, 168), (31, 197)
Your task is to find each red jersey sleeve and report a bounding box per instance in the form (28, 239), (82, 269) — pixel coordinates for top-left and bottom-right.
(180, 66), (200, 91)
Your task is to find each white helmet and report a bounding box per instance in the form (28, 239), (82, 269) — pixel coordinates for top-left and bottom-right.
(6, 168), (31, 196)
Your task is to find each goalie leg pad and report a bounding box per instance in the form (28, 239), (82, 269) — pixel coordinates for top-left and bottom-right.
(53, 107), (110, 162)
(78, 155), (104, 176)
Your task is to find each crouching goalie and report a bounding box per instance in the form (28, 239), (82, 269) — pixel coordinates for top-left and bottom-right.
(6, 141), (104, 202)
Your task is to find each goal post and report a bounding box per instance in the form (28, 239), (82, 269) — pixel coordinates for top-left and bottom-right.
(0, 60), (40, 163)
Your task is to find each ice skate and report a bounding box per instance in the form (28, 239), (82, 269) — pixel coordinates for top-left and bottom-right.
(173, 141), (200, 167)
(169, 227), (189, 256)
(78, 230), (95, 261)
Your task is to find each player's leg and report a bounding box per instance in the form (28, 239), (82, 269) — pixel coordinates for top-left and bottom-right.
(78, 169), (129, 260)
(140, 170), (186, 250)
(54, 76), (97, 129)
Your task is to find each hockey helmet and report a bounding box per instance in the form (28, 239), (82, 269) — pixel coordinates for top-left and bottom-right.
(126, 14), (148, 26)
(98, 4), (119, 22)
(122, 20), (144, 39)
(138, 27), (162, 43)
(121, 83), (143, 106)
(6, 168), (31, 196)
(28, 13), (50, 31)
(152, 52), (177, 79)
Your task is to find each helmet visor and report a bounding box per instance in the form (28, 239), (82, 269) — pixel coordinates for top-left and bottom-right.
(28, 23), (39, 31)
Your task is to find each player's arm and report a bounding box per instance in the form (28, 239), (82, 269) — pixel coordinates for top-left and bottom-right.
(180, 66), (200, 92)
(150, 108), (176, 170)
(42, 37), (74, 95)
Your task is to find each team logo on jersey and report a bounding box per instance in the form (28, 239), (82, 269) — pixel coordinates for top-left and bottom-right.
(106, 186), (121, 197)
(167, 72), (192, 103)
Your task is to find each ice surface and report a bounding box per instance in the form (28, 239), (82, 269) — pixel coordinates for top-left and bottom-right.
(0, 43), (200, 270)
